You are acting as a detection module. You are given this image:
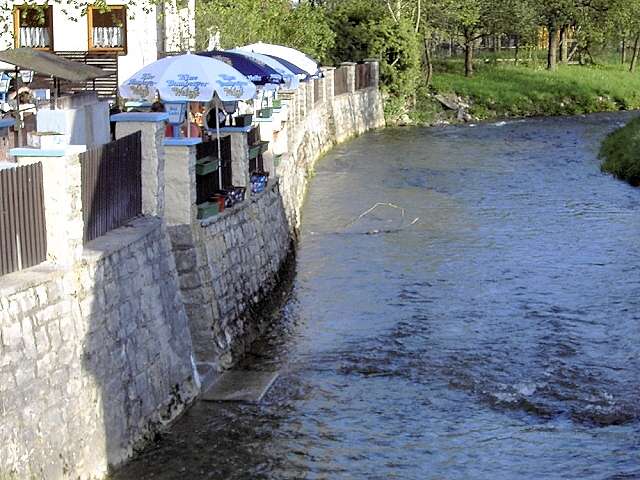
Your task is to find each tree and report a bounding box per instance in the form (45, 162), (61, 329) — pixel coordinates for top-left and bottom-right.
(195, 0), (334, 62)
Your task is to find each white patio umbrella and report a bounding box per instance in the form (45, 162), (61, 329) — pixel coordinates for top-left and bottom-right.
(119, 52), (257, 103)
(120, 53), (257, 189)
(228, 48), (300, 90)
(239, 42), (319, 77)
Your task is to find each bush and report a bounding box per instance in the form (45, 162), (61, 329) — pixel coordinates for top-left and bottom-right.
(325, 0), (421, 122)
(600, 118), (640, 186)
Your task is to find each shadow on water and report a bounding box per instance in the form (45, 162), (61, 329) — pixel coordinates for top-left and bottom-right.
(113, 112), (640, 480)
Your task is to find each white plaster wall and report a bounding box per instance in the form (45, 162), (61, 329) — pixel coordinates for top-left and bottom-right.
(118, 1), (158, 83)
(0, 0), (158, 85)
(37, 101), (110, 146)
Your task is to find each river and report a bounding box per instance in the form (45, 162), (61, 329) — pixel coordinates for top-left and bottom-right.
(113, 112), (640, 479)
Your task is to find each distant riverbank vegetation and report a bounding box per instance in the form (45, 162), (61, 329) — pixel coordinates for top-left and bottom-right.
(600, 118), (640, 185)
(195, 0), (640, 124)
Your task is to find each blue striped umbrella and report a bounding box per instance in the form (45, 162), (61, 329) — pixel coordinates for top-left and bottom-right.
(197, 50), (284, 86)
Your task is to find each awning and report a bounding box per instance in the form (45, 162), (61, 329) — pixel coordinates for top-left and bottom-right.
(0, 48), (107, 82)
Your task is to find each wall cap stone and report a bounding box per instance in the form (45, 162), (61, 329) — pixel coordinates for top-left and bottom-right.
(0, 263), (65, 297)
(164, 138), (203, 146)
(208, 126), (253, 134)
(111, 112), (169, 122)
(83, 217), (161, 264)
(0, 118), (15, 128)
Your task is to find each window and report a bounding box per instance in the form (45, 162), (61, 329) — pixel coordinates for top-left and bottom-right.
(13, 5), (53, 50)
(88, 5), (127, 53)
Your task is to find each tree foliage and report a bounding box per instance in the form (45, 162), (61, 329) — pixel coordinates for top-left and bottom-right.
(195, 0), (334, 62)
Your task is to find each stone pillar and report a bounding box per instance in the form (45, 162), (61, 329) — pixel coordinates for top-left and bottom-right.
(341, 62), (357, 93)
(11, 149), (85, 266)
(306, 80), (314, 111)
(298, 83), (307, 121)
(323, 67), (335, 100)
(163, 139), (199, 226)
(112, 112), (168, 217)
(227, 132), (250, 191)
(364, 58), (380, 88)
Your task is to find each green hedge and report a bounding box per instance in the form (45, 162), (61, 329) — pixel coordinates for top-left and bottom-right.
(600, 118), (640, 186)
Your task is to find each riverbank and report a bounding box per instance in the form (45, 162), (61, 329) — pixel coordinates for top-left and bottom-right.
(600, 117), (640, 186)
(405, 62), (640, 126)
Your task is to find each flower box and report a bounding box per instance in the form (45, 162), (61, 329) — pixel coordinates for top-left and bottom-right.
(195, 159), (219, 176)
(197, 201), (220, 220)
(272, 99), (282, 109)
(249, 140), (269, 159)
(234, 114), (253, 127)
(257, 107), (273, 119)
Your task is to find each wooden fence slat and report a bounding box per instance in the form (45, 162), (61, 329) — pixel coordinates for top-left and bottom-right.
(0, 164), (47, 277)
(80, 131), (142, 244)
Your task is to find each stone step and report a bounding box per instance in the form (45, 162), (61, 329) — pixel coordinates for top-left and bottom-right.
(201, 370), (279, 403)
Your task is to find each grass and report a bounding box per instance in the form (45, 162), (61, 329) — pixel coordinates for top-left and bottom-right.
(600, 118), (640, 186)
(426, 60), (640, 121)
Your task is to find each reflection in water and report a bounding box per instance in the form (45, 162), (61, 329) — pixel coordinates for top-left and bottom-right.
(113, 113), (640, 480)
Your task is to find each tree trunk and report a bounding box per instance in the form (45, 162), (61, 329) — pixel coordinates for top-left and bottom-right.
(630, 34), (640, 73)
(560, 26), (569, 64)
(622, 38), (627, 64)
(547, 25), (558, 70)
(423, 37), (433, 86)
(514, 36), (520, 65)
(465, 36), (474, 77)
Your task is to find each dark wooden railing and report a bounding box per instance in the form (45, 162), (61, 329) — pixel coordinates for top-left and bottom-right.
(314, 79), (322, 104)
(196, 136), (232, 204)
(356, 63), (374, 90)
(80, 131), (142, 243)
(334, 67), (349, 96)
(0, 163), (47, 276)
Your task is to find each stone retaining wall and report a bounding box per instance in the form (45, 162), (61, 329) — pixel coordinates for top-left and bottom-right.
(169, 180), (291, 369)
(170, 87), (384, 370)
(0, 218), (198, 479)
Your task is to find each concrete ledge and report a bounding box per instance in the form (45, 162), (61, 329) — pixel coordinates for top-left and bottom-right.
(83, 216), (161, 264)
(111, 112), (169, 122)
(164, 137), (202, 146)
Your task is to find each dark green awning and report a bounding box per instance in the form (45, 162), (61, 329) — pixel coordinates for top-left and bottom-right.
(0, 48), (107, 82)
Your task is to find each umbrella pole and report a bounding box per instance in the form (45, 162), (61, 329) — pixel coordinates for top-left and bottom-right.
(15, 67), (21, 147)
(215, 105), (222, 190)
(187, 101), (190, 138)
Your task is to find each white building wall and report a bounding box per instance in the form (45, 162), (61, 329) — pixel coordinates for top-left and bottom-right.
(0, 0), (159, 85)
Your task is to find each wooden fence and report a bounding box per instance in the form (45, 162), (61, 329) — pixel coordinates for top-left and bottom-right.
(356, 63), (374, 90)
(80, 131), (142, 243)
(334, 67), (349, 96)
(0, 163), (47, 276)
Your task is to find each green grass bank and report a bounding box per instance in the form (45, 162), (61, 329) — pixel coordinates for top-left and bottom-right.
(600, 118), (640, 186)
(408, 60), (640, 125)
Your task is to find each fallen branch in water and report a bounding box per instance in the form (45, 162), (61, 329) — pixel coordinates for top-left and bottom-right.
(342, 202), (420, 235)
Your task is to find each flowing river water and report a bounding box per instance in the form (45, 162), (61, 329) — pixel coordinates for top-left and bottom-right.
(113, 113), (640, 479)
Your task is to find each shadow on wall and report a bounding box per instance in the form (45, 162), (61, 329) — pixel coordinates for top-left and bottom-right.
(79, 144), (199, 473)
